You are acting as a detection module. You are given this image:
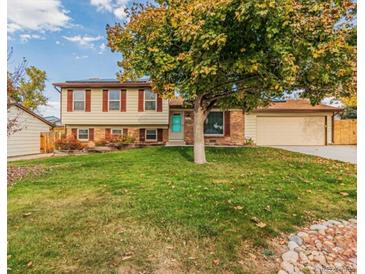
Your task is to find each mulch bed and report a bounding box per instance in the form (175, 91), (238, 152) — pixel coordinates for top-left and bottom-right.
(7, 166), (46, 186)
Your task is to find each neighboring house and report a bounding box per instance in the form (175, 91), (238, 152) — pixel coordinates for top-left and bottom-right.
(7, 103), (54, 157)
(44, 116), (61, 126)
(53, 79), (340, 147)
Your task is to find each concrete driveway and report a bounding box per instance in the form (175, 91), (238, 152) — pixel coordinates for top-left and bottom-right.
(272, 145), (357, 164)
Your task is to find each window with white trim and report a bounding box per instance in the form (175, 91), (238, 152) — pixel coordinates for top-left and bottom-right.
(145, 129), (157, 140)
(78, 128), (89, 140)
(111, 129), (122, 136)
(144, 90), (156, 111)
(204, 112), (224, 135)
(74, 90), (85, 111)
(109, 90), (120, 111)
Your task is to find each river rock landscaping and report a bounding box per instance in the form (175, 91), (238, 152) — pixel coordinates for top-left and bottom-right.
(278, 219), (357, 274)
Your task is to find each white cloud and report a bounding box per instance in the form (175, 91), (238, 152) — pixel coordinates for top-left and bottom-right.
(19, 33), (45, 42)
(98, 43), (107, 54)
(113, 6), (127, 20)
(63, 35), (103, 48)
(90, 0), (129, 20)
(90, 0), (113, 12)
(37, 101), (60, 118)
(8, 0), (71, 33)
(56, 40), (61, 45)
(75, 55), (88, 60)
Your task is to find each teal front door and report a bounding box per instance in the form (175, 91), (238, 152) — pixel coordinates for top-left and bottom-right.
(172, 114), (182, 132)
(170, 112), (184, 140)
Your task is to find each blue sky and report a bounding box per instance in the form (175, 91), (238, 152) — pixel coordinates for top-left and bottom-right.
(7, 0), (135, 117)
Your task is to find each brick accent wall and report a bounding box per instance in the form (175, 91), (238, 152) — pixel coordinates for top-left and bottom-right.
(183, 110), (245, 145)
(65, 126), (168, 147)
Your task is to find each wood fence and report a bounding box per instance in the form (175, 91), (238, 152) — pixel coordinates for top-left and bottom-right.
(40, 132), (55, 153)
(333, 119), (357, 145)
(40, 126), (66, 153)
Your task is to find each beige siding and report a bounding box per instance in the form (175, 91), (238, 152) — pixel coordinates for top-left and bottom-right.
(61, 88), (169, 125)
(244, 113), (257, 143)
(244, 112), (333, 145)
(8, 106), (51, 157)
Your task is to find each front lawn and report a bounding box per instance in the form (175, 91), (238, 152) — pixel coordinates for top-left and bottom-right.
(8, 147), (356, 273)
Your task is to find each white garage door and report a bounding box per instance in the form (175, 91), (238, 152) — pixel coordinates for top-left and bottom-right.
(256, 116), (325, 146)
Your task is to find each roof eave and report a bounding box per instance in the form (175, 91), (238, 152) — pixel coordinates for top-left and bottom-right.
(52, 82), (152, 88)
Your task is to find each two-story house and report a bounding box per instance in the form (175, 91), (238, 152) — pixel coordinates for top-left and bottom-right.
(53, 79), (340, 147)
(53, 79), (169, 145)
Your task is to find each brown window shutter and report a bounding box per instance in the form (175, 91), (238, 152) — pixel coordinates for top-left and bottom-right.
(102, 90), (108, 112)
(139, 128), (145, 142)
(121, 89), (127, 112)
(157, 95), (162, 112)
(105, 128), (111, 140)
(71, 128), (77, 138)
(224, 111), (230, 137)
(85, 90), (91, 112)
(157, 128), (163, 142)
(123, 128), (128, 137)
(67, 90), (73, 112)
(89, 128), (94, 141)
(138, 89), (144, 112)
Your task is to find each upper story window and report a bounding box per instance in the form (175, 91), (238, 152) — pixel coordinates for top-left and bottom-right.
(109, 90), (120, 111)
(145, 90), (156, 111)
(204, 112), (224, 135)
(74, 90), (85, 111)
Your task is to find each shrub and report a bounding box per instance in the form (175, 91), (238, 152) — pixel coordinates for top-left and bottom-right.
(244, 138), (255, 146)
(55, 136), (84, 150)
(95, 140), (107, 147)
(101, 135), (136, 149)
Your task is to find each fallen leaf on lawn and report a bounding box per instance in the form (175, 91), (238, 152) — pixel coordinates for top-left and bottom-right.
(256, 222), (267, 228)
(265, 205), (271, 212)
(121, 255), (133, 261)
(213, 259), (220, 266)
(306, 190), (312, 193)
(23, 212), (32, 217)
(340, 192), (349, 196)
(238, 260), (244, 265)
(166, 246), (173, 250)
(188, 257), (196, 260)
(234, 205), (243, 210)
(251, 217), (267, 228)
(27, 261), (33, 268)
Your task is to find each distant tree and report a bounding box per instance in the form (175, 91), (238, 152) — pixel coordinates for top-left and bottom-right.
(7, 50), (48, 135)
(107, 1), (356, 164)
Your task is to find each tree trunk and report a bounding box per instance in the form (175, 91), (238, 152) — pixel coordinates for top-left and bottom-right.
(193, 106), (207, 164)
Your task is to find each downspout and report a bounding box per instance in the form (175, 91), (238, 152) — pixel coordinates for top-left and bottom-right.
(53, 85), (64, 132)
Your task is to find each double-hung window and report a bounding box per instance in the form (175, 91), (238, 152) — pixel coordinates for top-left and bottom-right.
(204, 112), (224, 135)
(109, 90), (120, 111)
(78, 128), (89, 140)
(74, 90), (85, 111)
(144, 90), (156, 111)
(146, 129), (157, 141)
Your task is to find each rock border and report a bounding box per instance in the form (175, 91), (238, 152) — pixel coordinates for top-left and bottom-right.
(278, 218), (357, 274)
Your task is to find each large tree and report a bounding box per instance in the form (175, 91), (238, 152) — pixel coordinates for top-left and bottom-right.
(107, 0), (356, 164)
(7, 53), (48, 135)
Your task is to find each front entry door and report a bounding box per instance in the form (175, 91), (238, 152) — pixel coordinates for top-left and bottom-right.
(169, 112), (184, 140)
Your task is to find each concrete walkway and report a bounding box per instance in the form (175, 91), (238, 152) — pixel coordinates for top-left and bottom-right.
(7, 152), (67, 162)
(272, 145), (357, 164)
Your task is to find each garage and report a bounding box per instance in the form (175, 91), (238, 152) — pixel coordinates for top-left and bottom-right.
(8, 103), (54, 157)
(256, 116), (326, 146)
(244, 100), (340, 146)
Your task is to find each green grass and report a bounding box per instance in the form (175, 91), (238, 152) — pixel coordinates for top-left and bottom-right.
(8, 147), (356, 273)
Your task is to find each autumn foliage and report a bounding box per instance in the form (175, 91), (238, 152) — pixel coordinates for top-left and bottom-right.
(107, 1), (356, 163)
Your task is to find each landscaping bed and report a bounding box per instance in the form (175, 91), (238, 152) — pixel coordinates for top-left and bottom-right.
(7, 147), (356, 273)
